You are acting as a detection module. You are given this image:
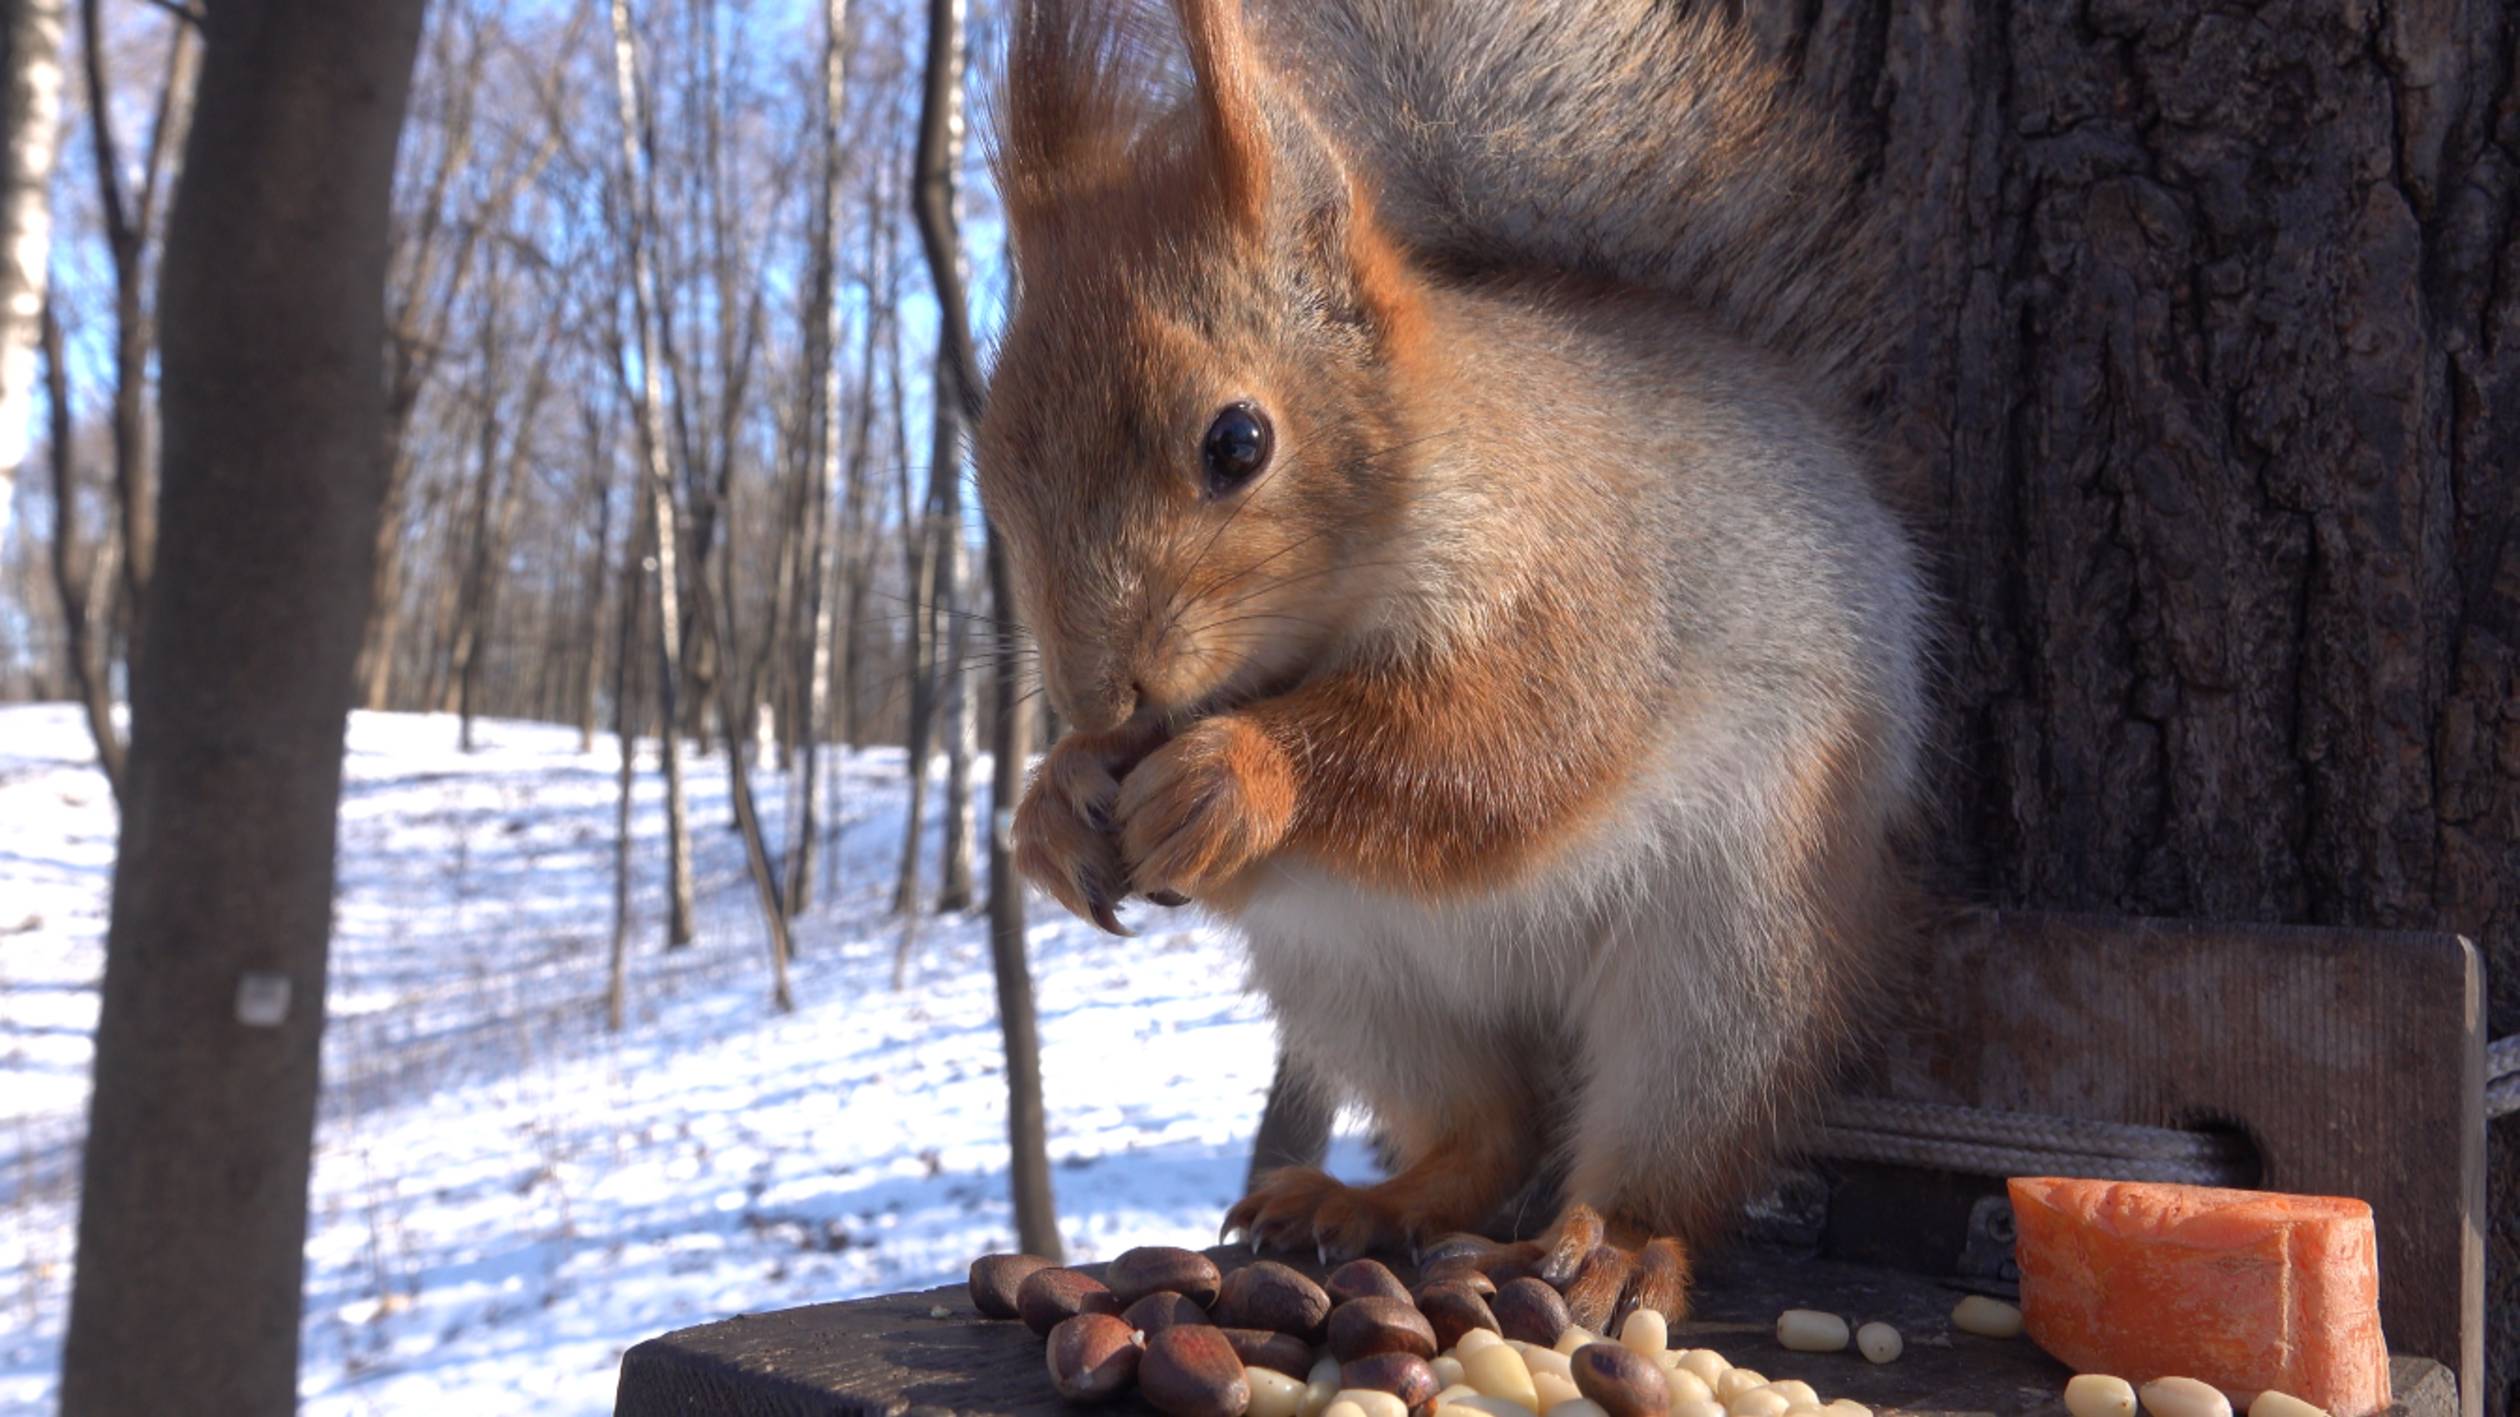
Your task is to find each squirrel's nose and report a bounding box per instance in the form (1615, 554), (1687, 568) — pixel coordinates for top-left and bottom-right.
(1058, 676), (1143, 734)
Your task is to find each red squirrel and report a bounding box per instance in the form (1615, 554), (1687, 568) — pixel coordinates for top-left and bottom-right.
(979, 0), (1926, 1325)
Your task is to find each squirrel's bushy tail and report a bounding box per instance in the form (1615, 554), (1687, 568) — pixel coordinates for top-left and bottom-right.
(1265, 0), (1887, 401)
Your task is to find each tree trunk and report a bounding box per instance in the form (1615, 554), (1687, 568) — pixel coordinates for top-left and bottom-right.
(42, 297), (122, 800)
(608, 485), (651, 1036)
(785, 0), (851, 917)
(79, 0), (195, 618)
(985, 528), (1059, 1258)
(57, 0), (423, 1409)
(698, 562), (795, 1015)
(1726, 2), (2516, 1407)
(607, 0), (695, 950)
(937, 523), (977, 912)
(456, 352), (549, 751)
(891, 0), (968, 944)
(578, 406), (616, 753)
(0, 0), (64, 521)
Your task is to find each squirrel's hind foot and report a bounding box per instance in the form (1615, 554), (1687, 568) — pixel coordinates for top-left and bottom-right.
(1537, 1203), (1694, 1330)
(1220, 1166), (1471, 1267)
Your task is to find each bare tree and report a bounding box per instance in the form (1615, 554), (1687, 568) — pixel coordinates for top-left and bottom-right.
(357, 3), (560, 710)
(57, 0), (427, 1407)
(890, 0), (971, 942)
(984, 528), (1057, 1257)
(41, 294), (118, 795)
(908, 0), (1058, 1251)
(605, 0), (695, 949)
(782, 0), (850, 915)
(0, 0), (65, 519)
(77, 0), (193, 613)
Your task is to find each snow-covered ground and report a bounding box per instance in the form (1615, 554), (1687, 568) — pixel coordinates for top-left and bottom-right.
(0, 704), (1370, 1414)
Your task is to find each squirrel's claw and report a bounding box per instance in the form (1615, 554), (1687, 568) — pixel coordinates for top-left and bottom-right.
(1536, 1202), (1606, 1288)
(1083, 878), (1130, 937)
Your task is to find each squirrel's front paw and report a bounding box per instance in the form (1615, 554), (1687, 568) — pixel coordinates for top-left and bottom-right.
(1113, 715), (1296, 902)
(1012, 727), (1154, 936)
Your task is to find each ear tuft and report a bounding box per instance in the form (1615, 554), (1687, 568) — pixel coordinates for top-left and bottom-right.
(1170, 0), (1272, 229)
(996, 1), (1181, 217)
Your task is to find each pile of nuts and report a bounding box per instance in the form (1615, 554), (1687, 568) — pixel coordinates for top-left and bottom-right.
(967, 1245), (1898, 1417)
(970, 1246), (2329, 1417)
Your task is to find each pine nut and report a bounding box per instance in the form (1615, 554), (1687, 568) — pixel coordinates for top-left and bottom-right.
(1776, 1309), (1850, 1354)
(1855, 1322), (1901, 1364)
(1301, 1354), (1343, 1417)
(1249, 1367), (1308, 1417)
(2247, 1393), (2329, 1417)
(2140, 1378), (2234, 1417)
(1536, 1371), (1585, 1411)
(2065, 1376), (2139, 1417)
(1764, 1382), (1820, 1408)
(1333, 1391), (1408, 1417)
(1950, 1296), (2023, 1339)
(1519, 1343), (1575, 1381)
(1620, 1310), (1669, 1358)
(1727, 1387), (1792, 1417)
(1715, 1369), (1769, 1402)
(1673, 1402), (1727, 1417)
(1675, 1352), (1732, 1389)
(1464, 1340), (1540, 1412)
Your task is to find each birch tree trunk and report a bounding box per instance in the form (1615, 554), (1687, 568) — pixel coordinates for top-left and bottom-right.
(58, 0), (424, 1407)
(607, 0), (695, 950)
(0, 0), (63, 521)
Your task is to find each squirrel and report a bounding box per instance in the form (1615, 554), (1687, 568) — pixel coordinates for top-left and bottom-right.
(979, 0), (1928, 1325)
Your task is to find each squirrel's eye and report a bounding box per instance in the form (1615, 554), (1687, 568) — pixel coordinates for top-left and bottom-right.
(1200, 403), (1274, 498)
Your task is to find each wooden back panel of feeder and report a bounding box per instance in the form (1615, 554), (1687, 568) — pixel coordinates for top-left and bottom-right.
(1846, 910), (2483, 1414)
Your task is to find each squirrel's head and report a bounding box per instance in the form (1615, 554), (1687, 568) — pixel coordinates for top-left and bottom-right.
(979, 0), (1431, 734)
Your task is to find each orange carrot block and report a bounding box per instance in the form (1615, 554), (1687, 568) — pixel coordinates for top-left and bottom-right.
(2008, 1177), (2391, 1417)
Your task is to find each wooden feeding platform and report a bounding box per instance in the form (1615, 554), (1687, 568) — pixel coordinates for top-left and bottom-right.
(613, 912), (2487, 1417)
(613, 1244), (2459, 1417)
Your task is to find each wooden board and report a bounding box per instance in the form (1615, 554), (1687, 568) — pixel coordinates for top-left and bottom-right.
(1843, 911), (2482, 1411)
(613, 1244), (2456, 1417)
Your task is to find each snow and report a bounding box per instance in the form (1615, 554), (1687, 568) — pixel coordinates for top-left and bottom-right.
(0, 704), (1373, 1414)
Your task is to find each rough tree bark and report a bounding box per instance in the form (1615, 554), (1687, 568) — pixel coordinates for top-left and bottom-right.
(0, 0), (64, 521)
(57, 0), (425, 1409)
(1719, 2), (2516, 1407)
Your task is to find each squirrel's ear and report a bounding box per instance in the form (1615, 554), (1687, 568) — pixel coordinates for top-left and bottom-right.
(999, 1), (1164, 217)
(1170, 0), (1272, 229)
